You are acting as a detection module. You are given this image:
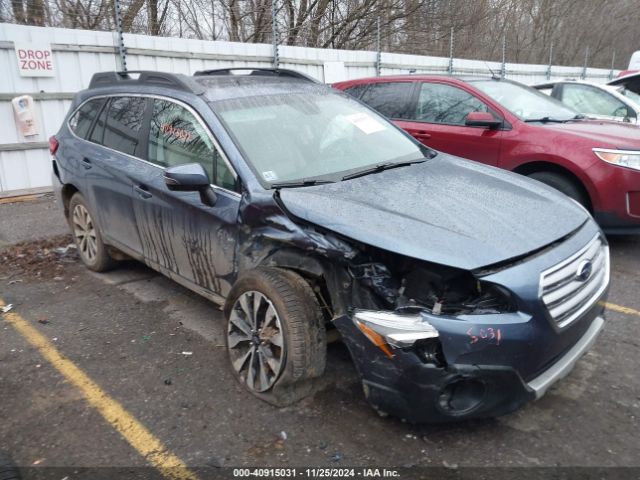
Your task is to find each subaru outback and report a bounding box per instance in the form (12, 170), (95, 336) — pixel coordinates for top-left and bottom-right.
(51, 69), (609, 422)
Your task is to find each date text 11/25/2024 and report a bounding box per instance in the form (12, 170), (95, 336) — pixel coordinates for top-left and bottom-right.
(232, 468), (401, 478)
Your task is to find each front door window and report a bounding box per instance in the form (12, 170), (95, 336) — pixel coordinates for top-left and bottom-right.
(148, 99), (237, 191)
(413, 83), (489, 125)
(562, 84), (633, 120)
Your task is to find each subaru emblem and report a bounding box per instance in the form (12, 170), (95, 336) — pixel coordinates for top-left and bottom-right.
(576, 260), (593, 282)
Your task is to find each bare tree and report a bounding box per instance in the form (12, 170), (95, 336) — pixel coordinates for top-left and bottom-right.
(10, 0), (47, 25)
(3, 0), (640, 69)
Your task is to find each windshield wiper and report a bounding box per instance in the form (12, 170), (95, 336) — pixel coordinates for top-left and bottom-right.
(341, 159), (426, 181)
(271, 179), (335, 188)
(524, 116), (572, 123)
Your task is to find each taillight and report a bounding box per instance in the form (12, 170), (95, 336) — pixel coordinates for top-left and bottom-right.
(49, 136), (59, 155)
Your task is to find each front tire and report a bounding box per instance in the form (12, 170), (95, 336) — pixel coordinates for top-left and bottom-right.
(527, 171), (589, 209)
(68, 193), (116, 272)
(224, 267), (326, 406)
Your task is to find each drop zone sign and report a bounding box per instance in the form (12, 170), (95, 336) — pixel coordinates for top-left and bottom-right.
(14, 42), (55, 77)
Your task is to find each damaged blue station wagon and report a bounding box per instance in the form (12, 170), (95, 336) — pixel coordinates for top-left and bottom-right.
(51, 69), (610, 422)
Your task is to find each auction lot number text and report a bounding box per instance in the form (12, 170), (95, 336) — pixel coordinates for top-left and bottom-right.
(233, 468), (400, 478)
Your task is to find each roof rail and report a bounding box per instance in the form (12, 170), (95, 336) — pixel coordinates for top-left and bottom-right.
(88, 71), (205, 94)
(193, 68), (318, 83)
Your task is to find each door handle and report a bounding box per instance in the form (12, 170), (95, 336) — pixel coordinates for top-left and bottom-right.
(134, 184), (152, 199)
(81, 157), (92, 169)
(411, 130), (432, 140)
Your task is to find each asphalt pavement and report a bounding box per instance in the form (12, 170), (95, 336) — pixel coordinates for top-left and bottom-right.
(1, 195), (639, 478)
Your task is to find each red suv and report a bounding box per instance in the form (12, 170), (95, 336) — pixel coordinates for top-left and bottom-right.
(334, 76), (640, 233)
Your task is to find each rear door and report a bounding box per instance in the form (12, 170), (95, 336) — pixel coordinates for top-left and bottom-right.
(130, 98), (240, 298)
(395, 81), (503, 166)
(65, 97), (107, 194)
(81, 95), (148, 253)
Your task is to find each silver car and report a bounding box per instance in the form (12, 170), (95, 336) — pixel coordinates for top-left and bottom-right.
(534, 79), (640, 124)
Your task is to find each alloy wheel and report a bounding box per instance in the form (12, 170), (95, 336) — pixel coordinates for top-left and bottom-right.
(227, 291), (285, 392)
(72, 204), (98, 263)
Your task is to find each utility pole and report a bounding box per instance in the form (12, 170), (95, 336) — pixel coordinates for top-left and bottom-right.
(609, 51), (616, 80)
(581, 46), (589, 80)
(214, 0), (216, 40)
(447, 27), (454, 75)
(500, 34), (506, 79)
(271, 0), (279, 69)
(546, 43), (553, 80)
(375, 16), (381, 76)
(113, 0), (127, 72)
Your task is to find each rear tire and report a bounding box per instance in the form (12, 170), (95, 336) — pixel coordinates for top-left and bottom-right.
(68, 193), (116, 272)
(224, 267), (326, 407)
(527, 171), (588, 209)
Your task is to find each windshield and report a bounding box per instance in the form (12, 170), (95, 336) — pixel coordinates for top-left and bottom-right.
(213, 90), (424, 185)
(472, 80), (579, 121)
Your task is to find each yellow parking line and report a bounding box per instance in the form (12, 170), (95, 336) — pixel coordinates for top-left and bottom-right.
(1, 299), (198, 480)
(601, 301), (640, 317)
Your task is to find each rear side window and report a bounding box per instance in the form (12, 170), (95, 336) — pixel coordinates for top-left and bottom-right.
(358, 82), (414, 119)
(413, 83), (488, 125)
(89, 101), (108, 145)
(101, 97), (147, 156)
(69, 98), (104, 139)
(147, 99), (237, 191)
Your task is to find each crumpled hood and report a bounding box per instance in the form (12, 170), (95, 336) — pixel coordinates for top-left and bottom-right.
(540, 119), (640, 148)
(279, 155), (589, 270)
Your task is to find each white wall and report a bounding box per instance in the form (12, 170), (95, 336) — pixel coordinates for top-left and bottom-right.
(0, 23), (618, 196)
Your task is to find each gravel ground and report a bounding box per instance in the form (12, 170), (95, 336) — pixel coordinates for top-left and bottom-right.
(0, 194), (69, 249)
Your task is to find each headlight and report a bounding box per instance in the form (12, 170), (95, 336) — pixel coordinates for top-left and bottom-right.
(593, 148), (640, 171)
(353, 310), (439, 358)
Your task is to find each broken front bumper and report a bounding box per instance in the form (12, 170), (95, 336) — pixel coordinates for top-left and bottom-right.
(333, 312), (604, 423)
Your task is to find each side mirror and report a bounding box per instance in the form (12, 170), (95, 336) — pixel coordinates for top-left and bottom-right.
(164, 163), (217, 207)
(616, 106), (635, 123)
(465, 111), (502, 129)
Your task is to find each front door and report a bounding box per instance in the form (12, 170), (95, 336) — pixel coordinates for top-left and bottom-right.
(131, 98), (241, 298)
(395, 82), (503, 167)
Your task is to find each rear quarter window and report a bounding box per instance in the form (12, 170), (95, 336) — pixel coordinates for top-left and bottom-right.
(68, 98), (105, 139)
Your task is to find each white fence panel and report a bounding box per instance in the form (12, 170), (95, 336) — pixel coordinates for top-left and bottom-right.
(0, 22), (620, 196)
(0, 149), (53, 194)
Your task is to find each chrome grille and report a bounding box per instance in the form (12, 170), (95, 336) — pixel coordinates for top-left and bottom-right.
(540, 234), (609, 329)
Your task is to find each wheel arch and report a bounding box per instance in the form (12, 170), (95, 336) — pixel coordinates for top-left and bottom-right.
(237, 249), (346, 322)
(512, 161), (594, 211)
(60, 183), (80, 218)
